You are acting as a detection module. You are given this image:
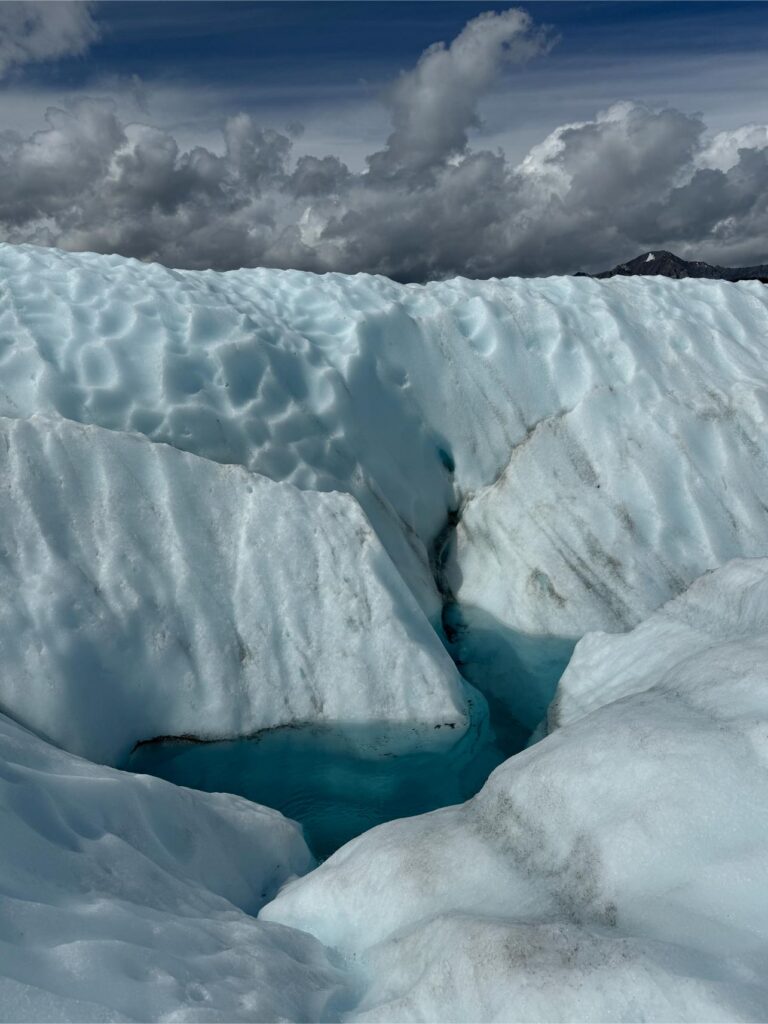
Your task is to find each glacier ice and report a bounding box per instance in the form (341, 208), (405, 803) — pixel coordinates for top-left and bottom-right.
(0, 412), (468, 766)
(0, 710), (349, 1023)
(349, 919), (761, 1023)
(1, 242), (768, 1020)
(263, 559), (768, 1021)
(3, 244), (768, 725)
(442, 279), (768, 723)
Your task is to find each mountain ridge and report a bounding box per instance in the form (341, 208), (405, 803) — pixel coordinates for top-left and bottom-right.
(581, 250), (768, 282)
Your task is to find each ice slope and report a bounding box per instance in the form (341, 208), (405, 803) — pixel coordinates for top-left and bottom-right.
(0, 414), (468, 766)
(439, 277), (768, 724)
(450, 344), (768, 638)
(2, 244), (768, 708)
(446, 366), (768, 727)
(262, 559), (768, 1022)
(0, 710), (350, 1023)
(0, 244), (456, 619)
(550, 555), (768, 730)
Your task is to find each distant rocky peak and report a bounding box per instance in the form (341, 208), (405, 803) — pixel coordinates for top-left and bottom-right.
(587, 250), (768, 282)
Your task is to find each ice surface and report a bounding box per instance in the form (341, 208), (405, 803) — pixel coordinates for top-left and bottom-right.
(263, 559), (768, 1021)
(3, 244), (768, 719)
(3, 243), (768, 1020)
(352, 918), (760, 1023)
(451, 374), (768, 637)
(0, 710), (350, 1023)
(0, 413), (468, 766)
(0, 244), (458, 619)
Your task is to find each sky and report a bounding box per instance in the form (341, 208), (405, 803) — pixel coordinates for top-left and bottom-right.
(1, 0), (767, 279)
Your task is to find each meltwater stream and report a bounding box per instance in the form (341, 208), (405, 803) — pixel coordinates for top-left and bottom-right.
(128, 631), (576, 861)
(128, 704), (503, 861)
(128, 506), (577, 861)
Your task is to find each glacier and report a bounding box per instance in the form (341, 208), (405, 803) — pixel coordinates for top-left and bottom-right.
(0, 242), (768, 1020)
(0, 413), (468, 766)
(0, 711), (349, 1022)
(264, 559), (768, 1022)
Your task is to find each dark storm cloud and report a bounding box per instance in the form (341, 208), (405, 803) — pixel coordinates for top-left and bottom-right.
(0, 6), (767, 278)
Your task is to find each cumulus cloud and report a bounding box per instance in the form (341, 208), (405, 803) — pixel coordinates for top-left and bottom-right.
(0, 7), (767, 277)
(0, 1), (99, 78)
(697, 124), (768, 173)
(366, 8), (554, 181)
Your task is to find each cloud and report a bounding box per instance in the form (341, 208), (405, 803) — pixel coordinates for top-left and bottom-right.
(697, 124), (768, 173)
(0, 1), (99, 79)
(366, 8), (555, 181)
(0, 7), (767, 277)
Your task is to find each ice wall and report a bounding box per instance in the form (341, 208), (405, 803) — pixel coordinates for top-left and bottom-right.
(0, 414), (467, 765)
(2, 243), (768, 730)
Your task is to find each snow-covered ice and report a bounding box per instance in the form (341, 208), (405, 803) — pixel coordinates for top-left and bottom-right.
(442, 276), (768, 722)
(1, 243), (768, 1020)
(263, 559), (768, 1021)
(0, 711), (349, 1023)
(0, 413), (467, 766)
(2, 243), (768, 722)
